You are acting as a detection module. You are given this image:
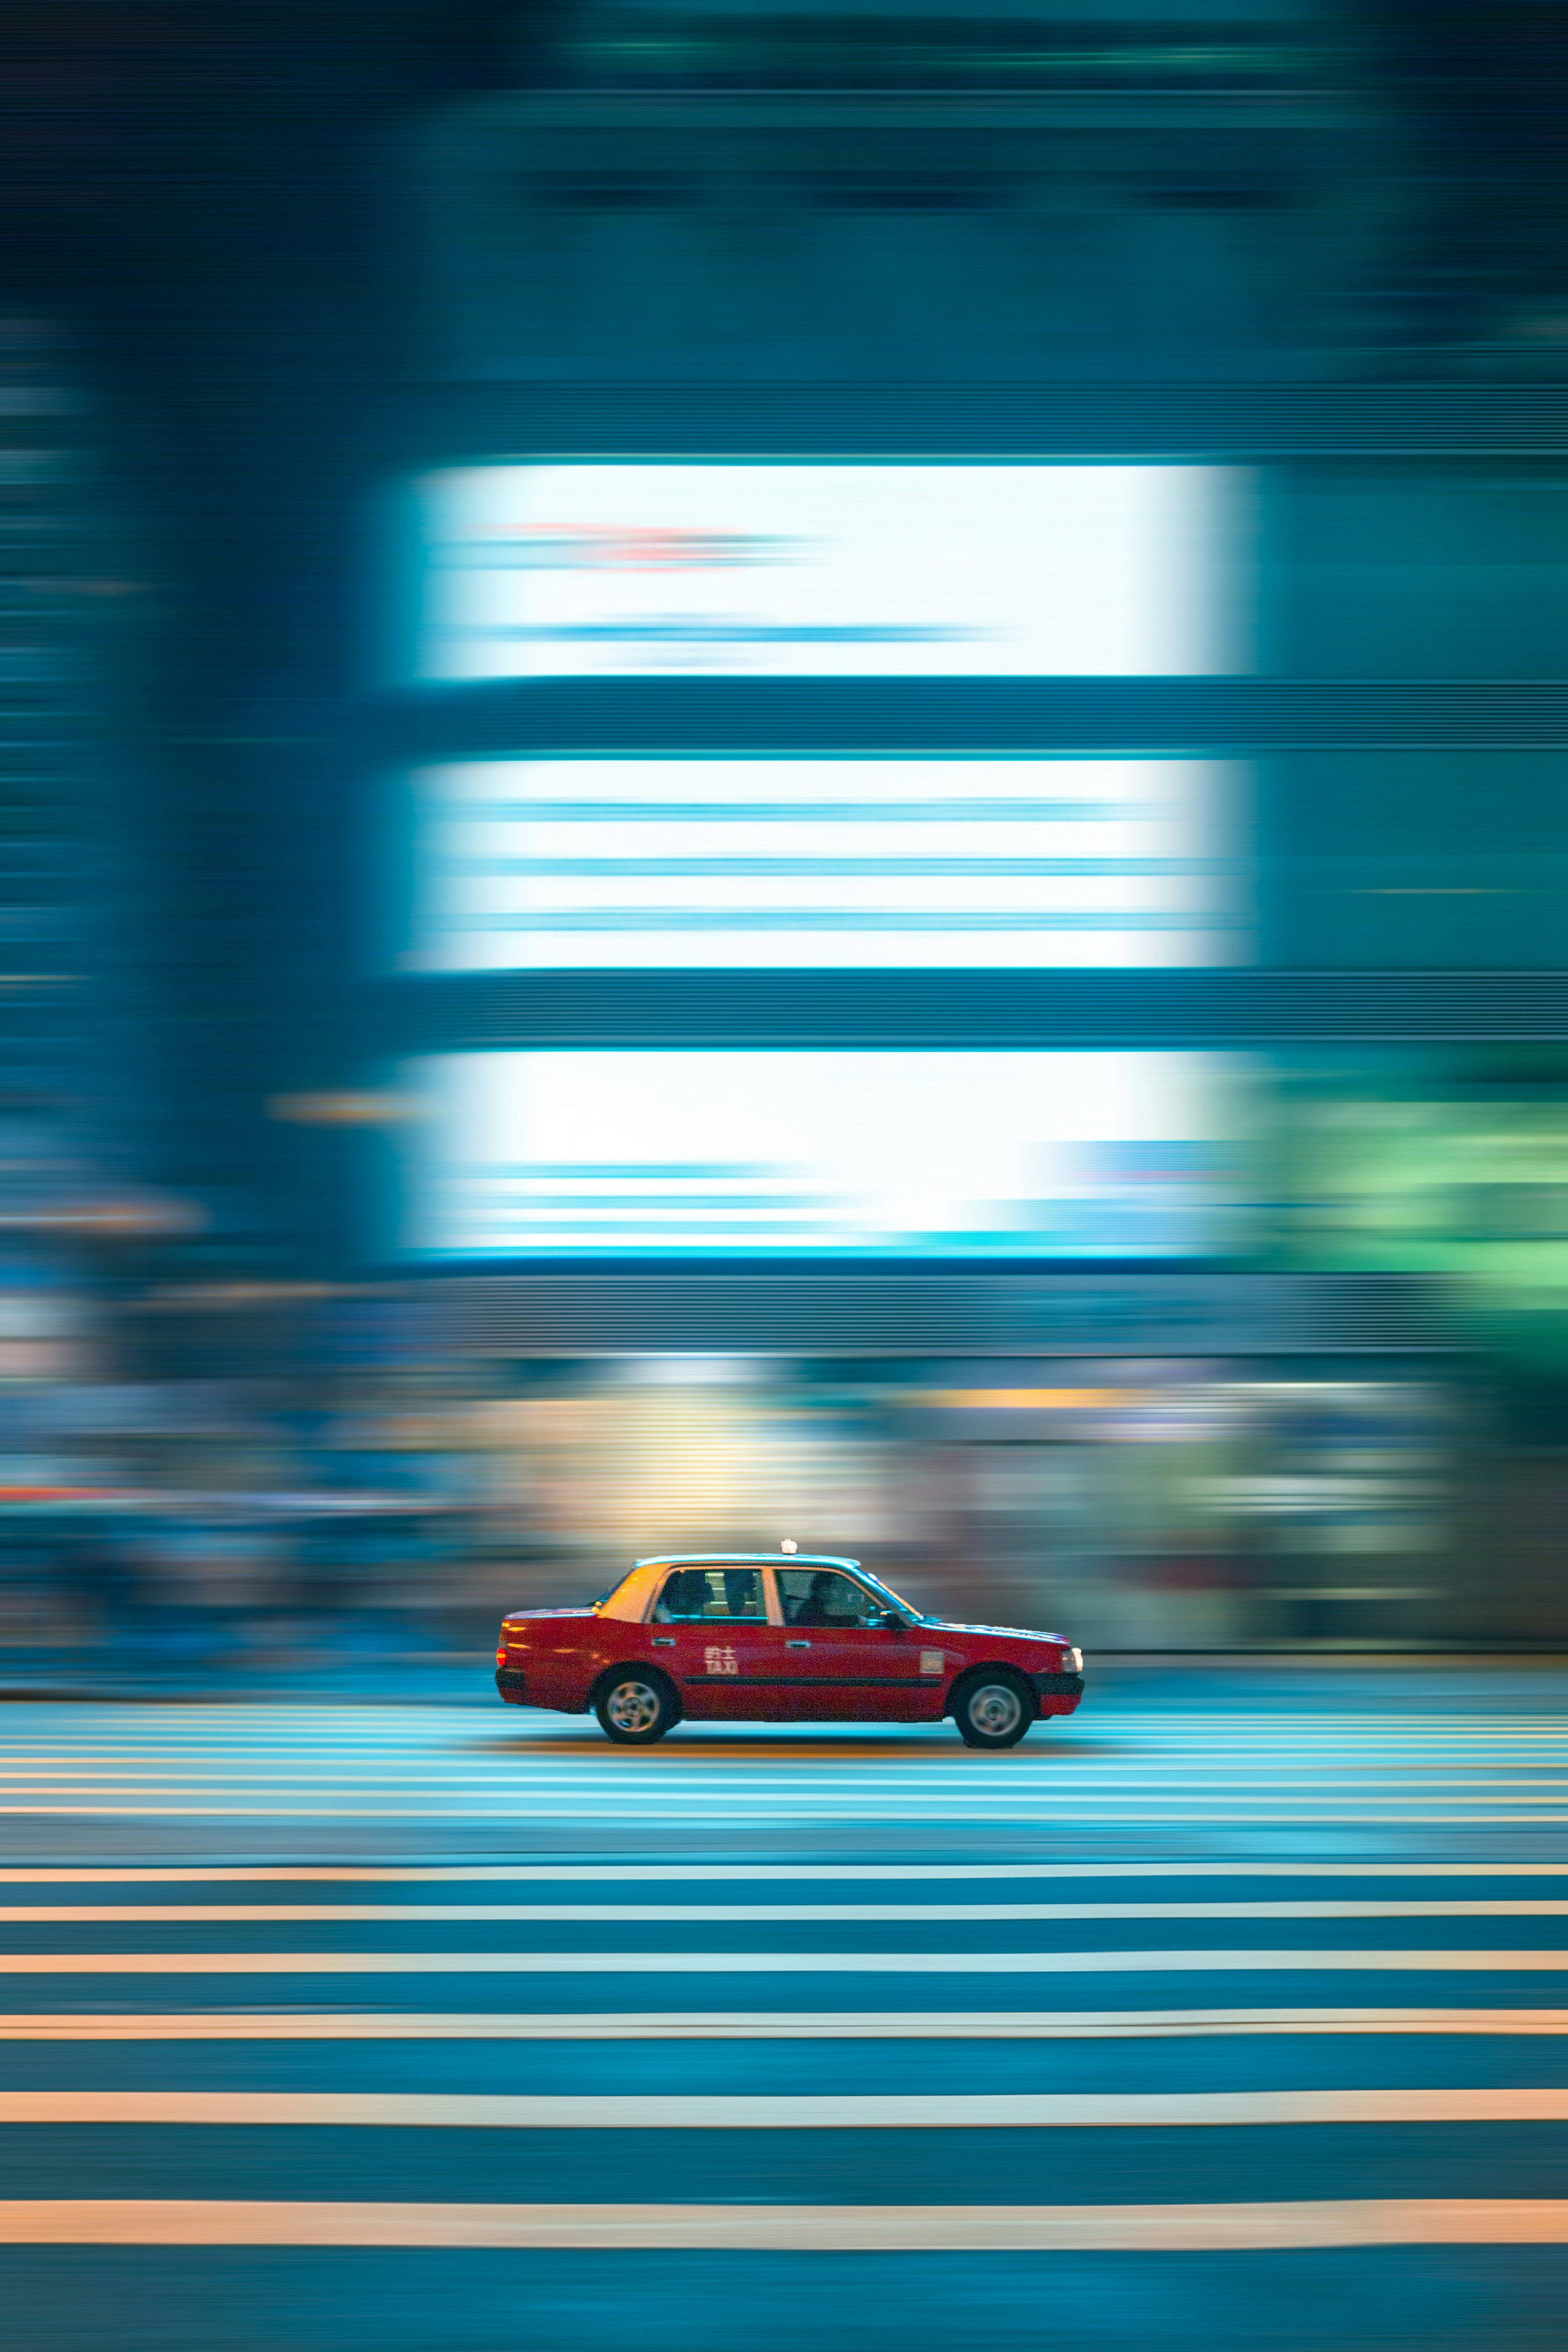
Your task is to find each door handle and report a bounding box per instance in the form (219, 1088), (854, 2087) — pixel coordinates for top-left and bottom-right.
(652, 1637), (676, 1648)
(785, 1639), (811, 1650)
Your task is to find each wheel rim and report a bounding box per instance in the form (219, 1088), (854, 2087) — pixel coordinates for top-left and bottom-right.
(606, 1679), (663, 1734)
(967, 1681), (1023, 1738)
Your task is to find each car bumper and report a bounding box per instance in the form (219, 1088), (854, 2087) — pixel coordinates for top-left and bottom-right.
(495, 1666), (528, 1702)
(1031, 1671), (1085, 1702)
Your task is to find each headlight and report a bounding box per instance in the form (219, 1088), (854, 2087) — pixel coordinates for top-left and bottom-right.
(1063, 1646), (1083, 1673)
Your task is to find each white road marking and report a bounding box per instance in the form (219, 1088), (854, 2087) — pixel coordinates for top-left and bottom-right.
(6, 1808), (1567, 1827)
(4, 1948), (1567, 1976)
(7, 1899), (1568, 1924)
(5, 1764), (1565, 1782)
(3, 2087), (1567, 2127)
(1, 2198), (1565, 2248)
(3, 2007), (1567, 2041)
(4, 1863), (1568, 1884)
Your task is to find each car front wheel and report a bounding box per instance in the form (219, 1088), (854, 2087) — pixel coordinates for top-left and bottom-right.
(595, 1669), (679, 1745)
(952, 1669), (1035, 1750)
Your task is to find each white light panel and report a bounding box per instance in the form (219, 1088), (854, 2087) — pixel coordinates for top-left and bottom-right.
(402, 1050), (1240, 1258)
(410, 463), (1248, 680)
(400, 758), (1248, 971)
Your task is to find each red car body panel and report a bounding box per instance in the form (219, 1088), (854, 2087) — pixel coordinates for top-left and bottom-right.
(495, 1554), (1083, 1728)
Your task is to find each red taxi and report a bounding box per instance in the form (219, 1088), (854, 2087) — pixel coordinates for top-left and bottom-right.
(495, 1548), (1083, 1747)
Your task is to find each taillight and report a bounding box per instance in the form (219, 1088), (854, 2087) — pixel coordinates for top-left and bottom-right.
(495, 1646), (507, 1668)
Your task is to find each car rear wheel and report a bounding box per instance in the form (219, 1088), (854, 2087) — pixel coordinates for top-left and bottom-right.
(594, 1669), (679, 1745)
(952, 1669), (1035, 1750)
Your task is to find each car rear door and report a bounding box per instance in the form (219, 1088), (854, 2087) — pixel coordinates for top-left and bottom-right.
(769, 1567), (941, 1721)
(645, 1565), (787, 1719)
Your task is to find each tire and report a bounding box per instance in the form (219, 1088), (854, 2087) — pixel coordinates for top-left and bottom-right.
(951, 1668), (1035, 1750)
(594, 1668), (680, 1745)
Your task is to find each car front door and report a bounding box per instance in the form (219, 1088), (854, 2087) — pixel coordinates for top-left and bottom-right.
(769, 1567), (940, 1721)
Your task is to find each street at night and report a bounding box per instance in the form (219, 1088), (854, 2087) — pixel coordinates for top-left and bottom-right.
(2, 1669), (1565, 2346)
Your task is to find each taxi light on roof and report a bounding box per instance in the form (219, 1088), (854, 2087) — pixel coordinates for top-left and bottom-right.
(781, 1539), (798, 1554)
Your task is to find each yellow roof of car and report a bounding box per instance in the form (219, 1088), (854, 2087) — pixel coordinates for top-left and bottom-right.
(632, 1551), (859, 1571)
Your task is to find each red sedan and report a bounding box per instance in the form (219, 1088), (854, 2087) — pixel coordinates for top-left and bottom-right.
(495, 1549), (1083, 1748)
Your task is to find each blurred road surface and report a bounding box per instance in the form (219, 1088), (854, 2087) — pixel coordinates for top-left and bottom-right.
(1, 1665), (1565, 2349)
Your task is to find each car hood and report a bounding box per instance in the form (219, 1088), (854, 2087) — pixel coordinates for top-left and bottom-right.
(922, 1619), (1069, 1644)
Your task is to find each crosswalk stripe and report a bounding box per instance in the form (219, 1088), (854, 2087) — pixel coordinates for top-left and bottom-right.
(7, 1746), (1557, 1758)
(7, 1810), (1567, 1827)
(8, 1899), (1568, 1924)
(6, 1863), (1568, 1883)
(4, 1734), (1557, 1746)
(4, 2087), (1568, 2127)
(10, 1725), (1555, 1737)
(4, 1794), (1565, 1809)
(1, 1765), (1551, 1778)
(4, 1713), (1560, 1728)
(5, 2007), (1567, 2040)
(5, 1768), (1563, 1782)
(5, 1948), (1568, 1976)
(27, 1769), (1541, 1780)
(1, 2199), (1564, 2249)
(6, 1751), (1545, 1766)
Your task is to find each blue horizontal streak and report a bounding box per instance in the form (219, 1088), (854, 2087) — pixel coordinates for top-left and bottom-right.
(446, 911), (1225, 931)
(448, 803), (1155, 823)
(450, 859), (1228, 879)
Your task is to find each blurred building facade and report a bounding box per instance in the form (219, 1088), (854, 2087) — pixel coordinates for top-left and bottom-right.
(0, 316), (175, 1430)
(351, 0), (1568, 1655)
(9, 1), (1568, 1674)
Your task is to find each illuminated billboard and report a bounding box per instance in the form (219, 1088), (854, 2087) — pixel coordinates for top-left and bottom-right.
(400, 1049), (1242, 1258)
(399, 756), (1248, 971)
(410, 463), (1247, 681)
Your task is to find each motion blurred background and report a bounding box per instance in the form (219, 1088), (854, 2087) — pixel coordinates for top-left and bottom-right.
(8, 0), (1568, 1685)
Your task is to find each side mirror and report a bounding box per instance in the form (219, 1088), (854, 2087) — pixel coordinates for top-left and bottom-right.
(875, 1608), (907, 1630)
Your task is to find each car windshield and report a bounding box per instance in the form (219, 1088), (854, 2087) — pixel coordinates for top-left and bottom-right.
(777, 1564), (927, 1627)
(852, 1567), (927, 1621)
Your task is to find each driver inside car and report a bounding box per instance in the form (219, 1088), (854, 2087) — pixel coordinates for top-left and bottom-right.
(790, 1570), (862, 1629)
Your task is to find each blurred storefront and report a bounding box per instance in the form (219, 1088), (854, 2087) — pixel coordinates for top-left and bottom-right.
(4, 1262), (1500, 1669)
(351, 10), (1568, 1665)
(414, 1233), (1492, 1652)
(445, 1351), (1472, 1653)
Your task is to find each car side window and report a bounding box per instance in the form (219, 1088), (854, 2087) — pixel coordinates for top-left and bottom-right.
(778, 1569), (881, 1629)
(652, 1566), (766, 1623)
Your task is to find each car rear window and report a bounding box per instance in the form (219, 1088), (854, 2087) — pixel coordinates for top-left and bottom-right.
(652, 1566), (766, 1622)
